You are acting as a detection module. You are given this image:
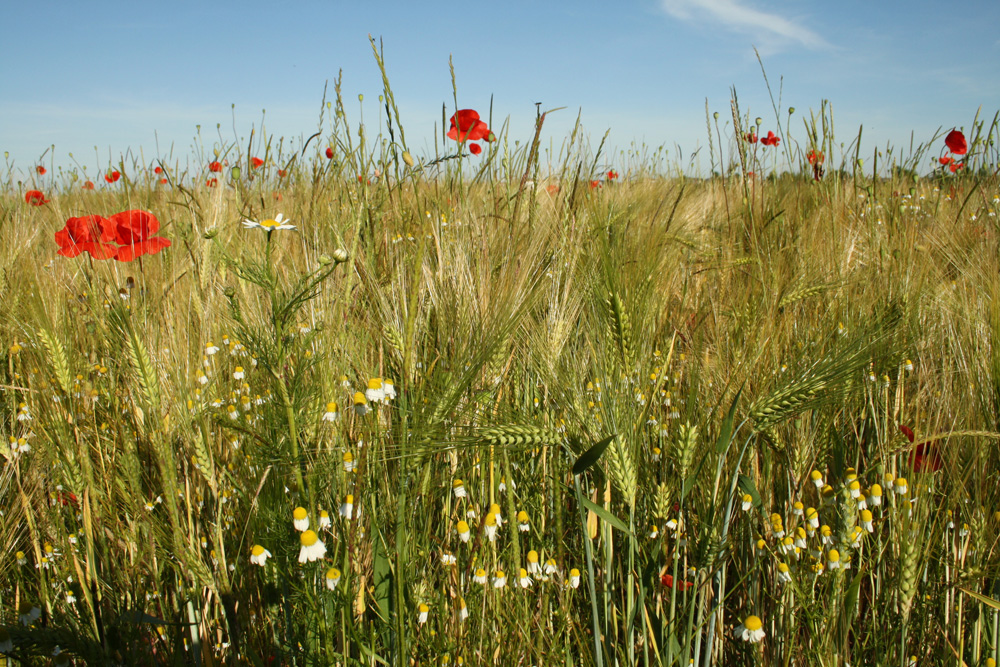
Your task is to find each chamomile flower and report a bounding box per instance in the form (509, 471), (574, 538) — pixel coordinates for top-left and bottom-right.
(742, 494), (753, 511)
(352, 392), (368, 416)
(517, 510), (530, 532)
(452, 479), (467, 499)
(827, 549), (841, 570)
(383, 379), (396, 400)
(848, 480), (862, 499)
(894, 477), (908, 495)
(340, 495), (354, 520)
(810, 470), (824, 488)
(16, 551), (27, 566)
(484, 513), (498, 542)
(19, 602), (41, 626)
(860, 509), (874, 532)
(226, 404), (239, 420)
(820, 525), (833, 546)
(736, 615), (765, 643)
(250, 545), (271, 566)
(365, 378), (385, 403)
(458, 597), (469, 621)
(493, 569), (507, 588)
(205, 342), (219, 355)
(869, 484), (883, 507)
(323, 402), (339, 422)
(776, 562), (792, 583)
(293, 507), (309, 531)
(343, 451), (356, 473)
(792, 501), (804, 517)
(544, 558), (559, 576)
(298, 530), (326, 563)
(16, 403), (31, 421)
(242, 213), (296, 230)
(489, 504), (503, 526)
(325, 567), (341, 591)
(318, 510), (331, 529)
(568, 568), (581, 588)
(233, 366), (245, 380)
(518, 568), (533, 588)
(526, 550), (540, 574)
(457, 520), (471, 543)
(441, 552), (457, 566)
(417, 602), (429, 624)
(473, 568), (488, 585)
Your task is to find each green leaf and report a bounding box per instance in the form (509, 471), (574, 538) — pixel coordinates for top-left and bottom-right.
(572, 434), (617, 475)
(580, 496), (632, 535)
(845, 569), (864, 619)
(716, 387), (742, 453)
(372, 536), (393, 622)
(737, 474), (761, 508)
(958, 587), (1000, 611)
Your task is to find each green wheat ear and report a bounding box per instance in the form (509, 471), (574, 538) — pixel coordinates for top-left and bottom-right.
(37, 326), (72, 399)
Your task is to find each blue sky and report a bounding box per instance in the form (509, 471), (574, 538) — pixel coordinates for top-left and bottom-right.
(3, 0), (999, 178)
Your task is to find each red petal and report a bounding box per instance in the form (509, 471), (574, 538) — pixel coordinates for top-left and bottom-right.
(945, 130), (967, 155)
(899, 424), (914, 443)
(468, 143), (482, 155)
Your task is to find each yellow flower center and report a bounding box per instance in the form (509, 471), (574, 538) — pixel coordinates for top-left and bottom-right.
(293, 507), (308, 520)
(300, 530), (318, 547)
(744, 615), (763, 631)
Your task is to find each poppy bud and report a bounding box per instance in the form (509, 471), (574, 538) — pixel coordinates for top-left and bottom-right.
(788, 107), (795, 114)
(402, 151), (414, 167)
(358, 94), (364, 102)
(333, 248), (349, 263)
(755, 117), (762, 126)
(713, 112), (719, 120)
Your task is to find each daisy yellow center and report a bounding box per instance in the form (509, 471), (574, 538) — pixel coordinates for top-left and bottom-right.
(326, 567), (341, 580)
(453, 479), (464, 488)
(418, 603), (428, 612)
(490, 504), (501, 514)
(485, 513), (497, 527)
(252, 545), (266, 556)
(457, 521), (469, 532)
(261, 219), (280, 228)
(828, 549), (840, 562)
(517, 511), (529, 522)
(326, 402), (337, 411)
(528, 550), (538, 562)
(475, 568), (486, 577)
(570, 568), (580, 577)
(293, 507), (307, 520)
(353, 392), (367, 405)
(300, 530), (318, 547)
(495, 570), (505, 578)
(744, 615), (763, 631)
(519, 568), (528, 578)
(368, 378), (383, 390)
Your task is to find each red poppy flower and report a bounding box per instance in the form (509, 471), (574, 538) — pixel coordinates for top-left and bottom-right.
(206, 178), (218, 187)
(154, 166), (163, 175)
(57, 491), (79, 508)
(745, 132), (758, 143)
(82, 180), (95, 190)
(900, 424), (941, 473)
(105, 170), (121, 183)
(325, 147), (334, 159)
(159, 178), (168, 185)
(447, 109), (491, 143)
(945, 129), (967, 156)
(589, 180), (601, 189)
(807, 149), (824, 165)
(607, 169), (618, 180)
(939, 156), (952, 166)
(251, 157), (264, 168)
(110, 210), (171, 262)
(661, 573), (693, 591)
(949, 162), (964, 173)
(760, 131), (780, 147)
(36, 165), (47, 175)
(278, 169), (287, 178)
(25, 189), (49, 205)
(54, 215), (118, 259)
(208, 161), (222, 173)
(546, 184), (560, 195)
(468, 143), (482, 155)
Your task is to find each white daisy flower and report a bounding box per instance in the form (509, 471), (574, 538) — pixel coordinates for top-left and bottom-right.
(242, 213), (296, 231)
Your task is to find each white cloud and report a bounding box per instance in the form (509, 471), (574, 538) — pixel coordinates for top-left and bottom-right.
(660, 0), (828, 50)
